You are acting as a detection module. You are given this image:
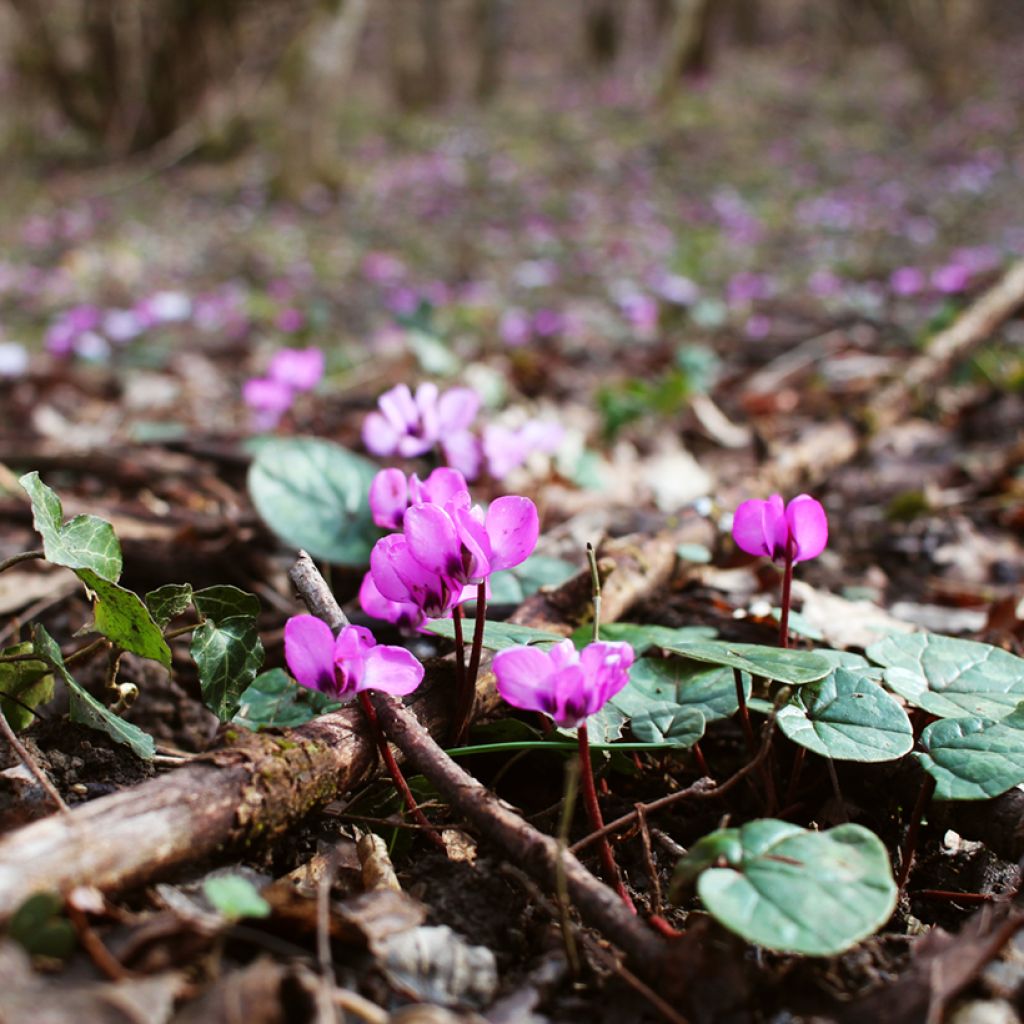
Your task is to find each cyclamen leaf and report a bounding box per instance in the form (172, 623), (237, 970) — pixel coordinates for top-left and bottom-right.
(916, 705), (1024, 800)
(424, 619), (563, 651)
(234, 668), (340, 730)
(671, 820), (897, 956)
(33, 625), (155, 760)
(19, 472), (122, 582)
(193, 585), (260, 625)
(619, 657), (748, 723)
(630, 704), (705, 748)
(868, 633), (1024, 719)
(192, 617), (265, 721)
(662, 639), (831, 685)
(145, 583), (194, 628)
(775, 668), (914, 763)
(569, 622), (717, 654)
(78, 570), (172, 668)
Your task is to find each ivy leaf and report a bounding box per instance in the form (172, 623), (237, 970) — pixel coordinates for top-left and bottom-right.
(620, 657), (747, 723)
(77, 570), (172, 668)
(145, 583), (194, 628)
(630, 704), (705, 748)
(9, 892), (76, 959)
(775, 668), (914, 763)
(424, 619), (563, 651)
(868, 633), (1024, 719)
(191, 617), (265, 721)
(19, 472), (122, 582)
(671, 820), (897, 956)
(569, 622), (718, 654)
(917, 705), (1024, 800)
(33, 625), (155, 760)
(192, 585), (260, 625)
(662, 639), (832, 685)
(247, 437), (381, 565)
(233, 668), (340, 730)
(0, 644), (53, 731)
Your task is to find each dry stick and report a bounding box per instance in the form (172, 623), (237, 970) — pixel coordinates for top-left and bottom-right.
(289, 555), (668, 977)
(0, 706), (69, 814)
(0, 534), (678, 924)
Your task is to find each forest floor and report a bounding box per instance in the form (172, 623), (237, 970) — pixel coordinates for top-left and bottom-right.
(1, 38), (1024, 1024)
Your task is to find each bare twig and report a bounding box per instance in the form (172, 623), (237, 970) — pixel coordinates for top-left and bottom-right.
(0, 709), (68, 814)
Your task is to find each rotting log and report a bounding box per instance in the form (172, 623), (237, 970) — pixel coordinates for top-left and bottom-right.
(0, 532), (679, 924)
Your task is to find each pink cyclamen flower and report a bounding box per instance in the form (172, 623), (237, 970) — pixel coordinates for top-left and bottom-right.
(370, 533), (464, 619)
(493, 639), (634, 729)
(359, 571), (426, 633)
(403, 492), (539, 589)
(268, 347), (324, 391)
(362, 383), (480, 460)
(369, 467), (468, 531)
(732, 494), (828, 565)
(284, 615), (423, 699)
(243, 377), (295, 429)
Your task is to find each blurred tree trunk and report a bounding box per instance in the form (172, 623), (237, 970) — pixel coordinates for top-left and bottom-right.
(649, 0), (714, 103)
(731, 0), (762, 46)
(473, 0), (509, 103)
(585, 0), (620, 66)
(389, 0), (448, 109)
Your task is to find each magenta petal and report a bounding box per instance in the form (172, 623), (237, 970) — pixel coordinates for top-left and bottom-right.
(452, 503), (491, 581)
(379, 384), (417, 432)
(549, 664), (591, 728)
(437, 387), (480, 433)
(369, 468), (409, 530)
(284, 615), (337, 693)
(732, 498), (775, 559)
(370, 535), (413, 603)
(579, 641), (634, 706)
(404, 503), (463, 580)
(417, 467), (468, 507)
(363, 412), (401, 456)
(786, 494), (828, 563)
(360, 645), (425, 696)
(484, 496), (539, 571)
(442, 431), (482, 481)
(493, 646), (554, 715)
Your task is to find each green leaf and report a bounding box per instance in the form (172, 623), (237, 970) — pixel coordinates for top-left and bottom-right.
(917, 705), (1024, 800)
(9, 892), (76, 959)
(775, 668), (914, 763)
(424, 618), (564, 651)
(630, 704), (705, 748)
(569, 622), (717, 654)
(19, 472), (122, 582)
(193, 585), (261, 625)
(577, 700), (629, 744)
(868, 633), (1024, 719)
(33, 625), (155, 760)
(619, 657), (748, 723)
(0, 644), (53, 731)
(191, 617), (265, 720)
(202, 875), (271, 921)
(662, 639), (832, 685)
(488, 555), (579, 605)
(77, 570), (172, 668)
(247, 437), (381, 565)
(145, 583), (194, 628)
(234, 669), (340, 729)
(673, 820), (897, 956)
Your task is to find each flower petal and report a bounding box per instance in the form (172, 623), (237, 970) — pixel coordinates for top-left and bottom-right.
(369, 468), (409, 531)
(442, 430), (483, 480)
(284, 615), (337, 693)
(732, 496), (781, 559)
(493, 645), (554, 715)
(359, 571), (424, 632)
(379, 383), (417, 432)
(786, 494), (828, 563)
(362, 411), (401, 456)
(437, 387), (480, 433)
(360, 645), (425, 696)
(485, 496), (539, 571)
(415, 467), (468, 507)
(549, 663), (591, 728)
(404, 502), (464, 581)
(370, 535), (414, 603)
(579, 641), (634, 707)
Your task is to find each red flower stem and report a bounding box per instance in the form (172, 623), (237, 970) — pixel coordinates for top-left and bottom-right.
(897, 774), (936, 890)
(578, 722), (635, 913)
(778, 543), (795, 649)
(452, 582), (488, 746)
(733, 668), (756, 755)
(691, 741), (710, 778)
(784, 745), (806, 806)
(358, 691), (445, 849)
(451, 604), (468, 744)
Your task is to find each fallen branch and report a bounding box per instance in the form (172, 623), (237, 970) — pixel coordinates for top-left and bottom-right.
(0, 533), (677, 924)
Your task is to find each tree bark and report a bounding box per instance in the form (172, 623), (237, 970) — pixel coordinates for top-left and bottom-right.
(649, 0), (714, 104)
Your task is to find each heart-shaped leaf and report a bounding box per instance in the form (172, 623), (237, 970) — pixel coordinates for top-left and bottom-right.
(775, 668), (914, 763)
(868, 633), (1024, 719)
(0, 644), (53, 731)
(672, 820), (897, 955)
(193, 585), (260, 624)
(78, 570), (171, 668)
(424, 618), (564, 651)
(20, 472), (122, 582)
(33, 626), (155, 760)
(619, 657), (748, 723)
(248, 438), (381, 565)
(630, 703), (705, 748)
(145, 583), (194, 628)
(917, 705), (1024, 800)
(662, 639), (832, 685)
(569, 622), (718, 654)
(191, 617), (265, 720)
(234, 668), (340, 730)
(488, 555), (579, 606)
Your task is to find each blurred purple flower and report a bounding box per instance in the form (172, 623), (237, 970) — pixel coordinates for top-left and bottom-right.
(362, 383), (480, 461)
(532, 309), (564, 338)
(284, 615), (423, 699)
(482, 420), (564, 480)
(620, 293), (659, 334)
(732, 494), (828, 565)
(889, 266), (925, 297)
(275, 307), (305, 333)
(493, 638), (634, 729)
(268, 347), (324, 392)
(726, 272), (773, 306)
(368, 466), (468, 531)
(744, 314), (773, 340)
(931, 263), (971, 294)
(499, 308), (532, 347)
(243, 377), (294, 429)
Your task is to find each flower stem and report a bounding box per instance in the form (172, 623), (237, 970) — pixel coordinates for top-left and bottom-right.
(578, 722), (635, 913)
(358, 691), (445, 850)
(0, 550), (44, 575)
(450, 604), (468, 744)
(453, 583), (487, 747)
(778, 543), (795, 649)
(586, 542), (601, 642)
(897, 774), (936, 890)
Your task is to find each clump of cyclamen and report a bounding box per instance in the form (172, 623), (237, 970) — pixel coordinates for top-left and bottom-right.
(243, 347), (325, 430)
(493, 638), (634, 729)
